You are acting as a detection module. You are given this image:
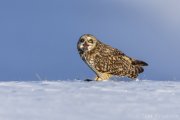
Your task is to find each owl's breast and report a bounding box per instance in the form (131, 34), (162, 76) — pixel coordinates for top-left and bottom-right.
(81, 51), (101, 75)
(83, 52), (95, 66)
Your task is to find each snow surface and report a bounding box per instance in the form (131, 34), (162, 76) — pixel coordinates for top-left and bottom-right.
(0, 80), (180, 120)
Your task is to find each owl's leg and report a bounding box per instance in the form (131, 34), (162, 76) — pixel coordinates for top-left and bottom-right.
(95, 76), (101, 81)
(95, 73), (112, 81)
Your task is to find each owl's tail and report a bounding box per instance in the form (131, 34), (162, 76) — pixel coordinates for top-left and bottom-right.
(128, 60), (148, 78)
(132, 60), (148, 66)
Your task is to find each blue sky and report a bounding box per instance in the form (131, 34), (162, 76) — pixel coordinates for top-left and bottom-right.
(0, 0), (180, 81)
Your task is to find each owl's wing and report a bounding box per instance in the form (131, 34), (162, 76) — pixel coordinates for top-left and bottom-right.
(94, 45), (146, 78)
(94, 45), (130, 71)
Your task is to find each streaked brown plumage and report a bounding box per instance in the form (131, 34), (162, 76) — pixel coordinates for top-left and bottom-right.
(77, 34), (148, 81)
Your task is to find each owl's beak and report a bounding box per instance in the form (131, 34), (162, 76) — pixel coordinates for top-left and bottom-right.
(83, 42), (89, 49)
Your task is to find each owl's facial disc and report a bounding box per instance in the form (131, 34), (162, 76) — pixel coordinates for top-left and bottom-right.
(78, 35), (97, 52)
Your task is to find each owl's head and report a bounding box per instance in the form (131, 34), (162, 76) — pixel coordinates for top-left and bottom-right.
(77, 34), (98, 52)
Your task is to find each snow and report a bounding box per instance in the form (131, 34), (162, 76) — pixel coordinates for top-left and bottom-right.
(0, 80), (180, 120)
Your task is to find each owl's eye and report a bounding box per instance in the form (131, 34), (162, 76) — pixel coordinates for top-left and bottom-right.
(80, 38), (85, 43)
(88, 39), (93, 43)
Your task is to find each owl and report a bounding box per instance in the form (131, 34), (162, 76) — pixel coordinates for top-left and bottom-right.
(77, 34), (148, 81)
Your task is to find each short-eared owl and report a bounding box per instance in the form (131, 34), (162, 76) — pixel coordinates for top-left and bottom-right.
(77, 34), (148, 81)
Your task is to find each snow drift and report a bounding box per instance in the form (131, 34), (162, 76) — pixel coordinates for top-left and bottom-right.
(0, 80), (180, 120)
